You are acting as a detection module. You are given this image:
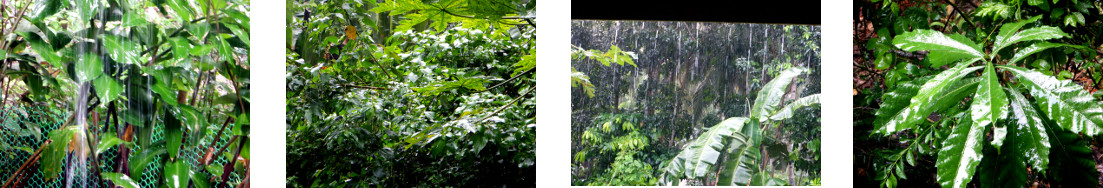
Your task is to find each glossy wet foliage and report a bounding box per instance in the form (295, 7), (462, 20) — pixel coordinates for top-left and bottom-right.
(285, 0), (536, 187)
(855, 0), (1103, 187)
(0, 0), (251, 187)
(571, 21), (821, 186)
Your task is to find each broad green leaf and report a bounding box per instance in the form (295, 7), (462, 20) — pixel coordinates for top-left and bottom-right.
(1002, 66), (1103, 135)
(130, 147), (167, 177)
(165, 0), (195, 22)
(164, 160), (191, 188)
(102, 35), (144, 64)
(512, 51), (535, 77)
(878, 60), (983, 134)
(95, 134), (133, 155)
(992, 15), (1043, 54)
(1006, 87), (1050, 172)
(31, 0), (66, 22)
(42, 126), (77, 181)
(1008, 43), (1076, 64)
(971, 62), (1008, 148)
(769, 94), (820, 120)
(751, 67), (808, 122)
(874, 77), (931, 128)
(893, 30), (983, 63)
(936, 113), (986, 188)
(76, 53), (103, 82)
(992, 26), (1067, 55)
(18, 32), (64, 68)
(666, 117), (748, 179)
(717, 133), (755, 186)
(93, 76), (123, 105)
(978, 139), (1028, 188)
(101, 173), (141, 188)
(74, 0), (98, 22)
(218, 34), (235, 62)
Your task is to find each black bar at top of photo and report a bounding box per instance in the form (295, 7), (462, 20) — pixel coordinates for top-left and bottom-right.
(571, 0), (821, 25)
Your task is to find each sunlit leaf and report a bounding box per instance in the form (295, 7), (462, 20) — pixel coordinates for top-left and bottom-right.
(970, 62), (1008, 148)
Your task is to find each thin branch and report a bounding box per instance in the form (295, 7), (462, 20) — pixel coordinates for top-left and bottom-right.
(2, 140), (52, 188)
(480, 85), (535, 123)
(342, 84), (391, 90)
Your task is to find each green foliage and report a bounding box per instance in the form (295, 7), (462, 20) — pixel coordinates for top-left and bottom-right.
(570, 45), (638, 98)
(0, 0), (251, 186)
(286, 0), (536, 187)
(869, 12), (1103, 188)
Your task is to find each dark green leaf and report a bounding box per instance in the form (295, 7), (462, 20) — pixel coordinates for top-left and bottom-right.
(100, 173), (141, 188)
(971, 62), (1008, 148)
(936, 113), (986, 188)
(1002, 66), (1103, 135)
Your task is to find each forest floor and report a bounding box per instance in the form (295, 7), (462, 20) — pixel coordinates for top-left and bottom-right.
(852, 5), (1103, 187)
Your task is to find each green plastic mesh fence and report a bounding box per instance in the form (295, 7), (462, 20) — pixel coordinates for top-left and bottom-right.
(1, 105), (242, 187)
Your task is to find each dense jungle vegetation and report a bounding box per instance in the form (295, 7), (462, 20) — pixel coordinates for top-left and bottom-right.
(0, 0), (251, 188)
(570, 21), (821, 186)
(285, 0), (535, 187)
(855, 0), (1103, 187)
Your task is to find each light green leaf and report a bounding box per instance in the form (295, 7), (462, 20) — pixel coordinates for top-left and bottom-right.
(975, 2), (1013, 19)
(101, 173), (141, 188)
(893, 30), (984, 63)
(769, 94), (821, 120)
(102, 35), (143, 64)
(95, 134), (133, 155)
(76, 53), (103, 82)
(971, 62), (1008, 148)
(42, 126), (77, 181)
(751, 67), (808, 122)
(1001, 66), (1103, 135)
(93, 76), (123, 105)
(878, 60), (983, 134)
(1064, 12), (1085, 27)
(1006, 87), (1050, 172)
(936, 113), (986, 188)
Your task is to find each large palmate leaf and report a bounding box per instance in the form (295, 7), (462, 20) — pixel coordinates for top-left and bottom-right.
(970, 62), (1008, 148)
(716, 133), (757, 186)
(750, 67), (808, 122)
(769, 94), (820, 120)
(893, 30), (984, 66)
(877, 61), (982, 134)
(936, 114), (986, 188)
(1002, 66), (1103, 135)
(660, 117), (749, 181)
(1006, 87), (1050, 172)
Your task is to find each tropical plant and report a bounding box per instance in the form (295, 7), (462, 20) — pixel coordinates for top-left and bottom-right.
(0, 0), (251, 187)
(658, 67), (820, 186)
(285, 0), (536, 187)
(870, 15), (1102, 188)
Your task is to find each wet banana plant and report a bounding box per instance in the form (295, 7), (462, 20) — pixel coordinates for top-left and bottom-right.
(0, 0), (250, 187)
(658, 67), (820, 186)
(871, 15), (1101, 188)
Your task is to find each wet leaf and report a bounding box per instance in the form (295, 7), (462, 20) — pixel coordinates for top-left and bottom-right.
(1002, 66), (1103, 135)
(970, 62), (1008, 148)
(101, 173), (141, 188)
(936, 113), (986, 188)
